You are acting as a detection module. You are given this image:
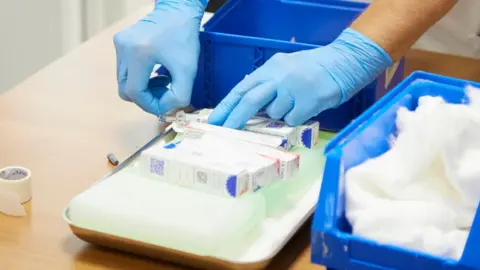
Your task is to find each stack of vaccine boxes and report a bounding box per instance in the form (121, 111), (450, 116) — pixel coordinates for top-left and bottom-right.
(140, 111), (320, 198)
(170, 109), (320, 150)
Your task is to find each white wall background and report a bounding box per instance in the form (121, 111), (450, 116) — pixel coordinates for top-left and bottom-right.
(0, 0), (151, 93)
(0, 1), (64, 93)
(413, 0), (480, 59)
(0, 0), (478, 94)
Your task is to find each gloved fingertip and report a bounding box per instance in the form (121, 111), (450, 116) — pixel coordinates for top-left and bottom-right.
(207, 109), (227, 126)
(223, 121), (241, 130)
(119, 92), (131, 102)
(207, 116), (222, 126)
(117, 72), (129, 101)
(129, 91), (162, 116)
(156, 90), (191, 116)
(208, 98), (239, 125)
(118, 84), (130, 102)
(223, 116), (245, 130)
(284, 114), (302, 127)
(265, 106), (285, 120)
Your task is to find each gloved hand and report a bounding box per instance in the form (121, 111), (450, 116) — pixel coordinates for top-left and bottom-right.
(208, 28), (393, 129)
(113, 0), (207, 116)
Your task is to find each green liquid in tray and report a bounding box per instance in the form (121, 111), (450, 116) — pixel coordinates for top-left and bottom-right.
(259, 131), (335, 217)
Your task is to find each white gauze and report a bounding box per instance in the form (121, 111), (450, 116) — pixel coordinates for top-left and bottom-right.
(345, 85), (480, 260)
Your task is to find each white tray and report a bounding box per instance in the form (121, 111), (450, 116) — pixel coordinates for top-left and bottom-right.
(63, 127), (323, 269)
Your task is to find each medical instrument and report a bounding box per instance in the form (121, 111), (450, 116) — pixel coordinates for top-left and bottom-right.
(107, 153), (119, 166)
(158, 110), (209, 125)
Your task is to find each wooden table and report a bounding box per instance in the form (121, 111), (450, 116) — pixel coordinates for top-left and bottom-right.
(1, 6), (480, 270)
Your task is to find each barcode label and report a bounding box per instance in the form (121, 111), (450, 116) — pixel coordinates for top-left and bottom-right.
(150, 158), (165, 176)
(195, 171), (208, 185)
(252, 174), (260, 191)
(280, 162), (285, 179)
(184, 129), (204, 139)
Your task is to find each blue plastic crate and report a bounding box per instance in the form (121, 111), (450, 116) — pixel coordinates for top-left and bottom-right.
(171, 0), (405, 132)
(311, 71), (480, 270)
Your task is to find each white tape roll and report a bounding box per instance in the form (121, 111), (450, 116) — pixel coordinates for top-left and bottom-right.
(0, 166), (32, 204)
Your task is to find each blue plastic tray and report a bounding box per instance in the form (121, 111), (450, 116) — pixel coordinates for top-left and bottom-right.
(157, 0), (405, 132)
(311, 71), (480, 270)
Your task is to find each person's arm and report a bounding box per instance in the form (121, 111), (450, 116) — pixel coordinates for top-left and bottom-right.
(351, 0), (458, 61)
(113, 0), (209, 116)
(208, 0), (460, 128)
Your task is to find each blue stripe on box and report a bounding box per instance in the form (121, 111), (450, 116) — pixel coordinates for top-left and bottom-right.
(301, 128), (313, 148)
(226, 175), (237, 197)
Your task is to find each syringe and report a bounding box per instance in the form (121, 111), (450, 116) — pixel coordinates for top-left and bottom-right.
(159, 109), (266, 126)
(158, 110), (209, 125)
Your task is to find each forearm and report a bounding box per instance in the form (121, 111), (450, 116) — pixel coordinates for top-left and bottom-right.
(351, 0), (458, 61)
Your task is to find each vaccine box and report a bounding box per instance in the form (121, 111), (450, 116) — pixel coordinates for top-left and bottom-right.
(179, 136), (281, 191)
(183, 122), (289, 150)
(140, 142), (252, 198)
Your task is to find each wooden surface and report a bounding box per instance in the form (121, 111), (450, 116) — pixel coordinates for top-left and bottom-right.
(1, 5), (480, 270)
(404, 49), (480, 81)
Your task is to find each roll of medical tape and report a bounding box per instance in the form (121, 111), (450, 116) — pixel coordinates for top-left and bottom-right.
(0, 166), (32, 204)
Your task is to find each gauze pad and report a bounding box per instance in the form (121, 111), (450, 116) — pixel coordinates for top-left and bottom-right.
(346, 85), (480, 260)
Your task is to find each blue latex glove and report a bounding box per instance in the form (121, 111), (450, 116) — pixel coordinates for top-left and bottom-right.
(113, 0), (207, 116)
(208, 28), (393, 128)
